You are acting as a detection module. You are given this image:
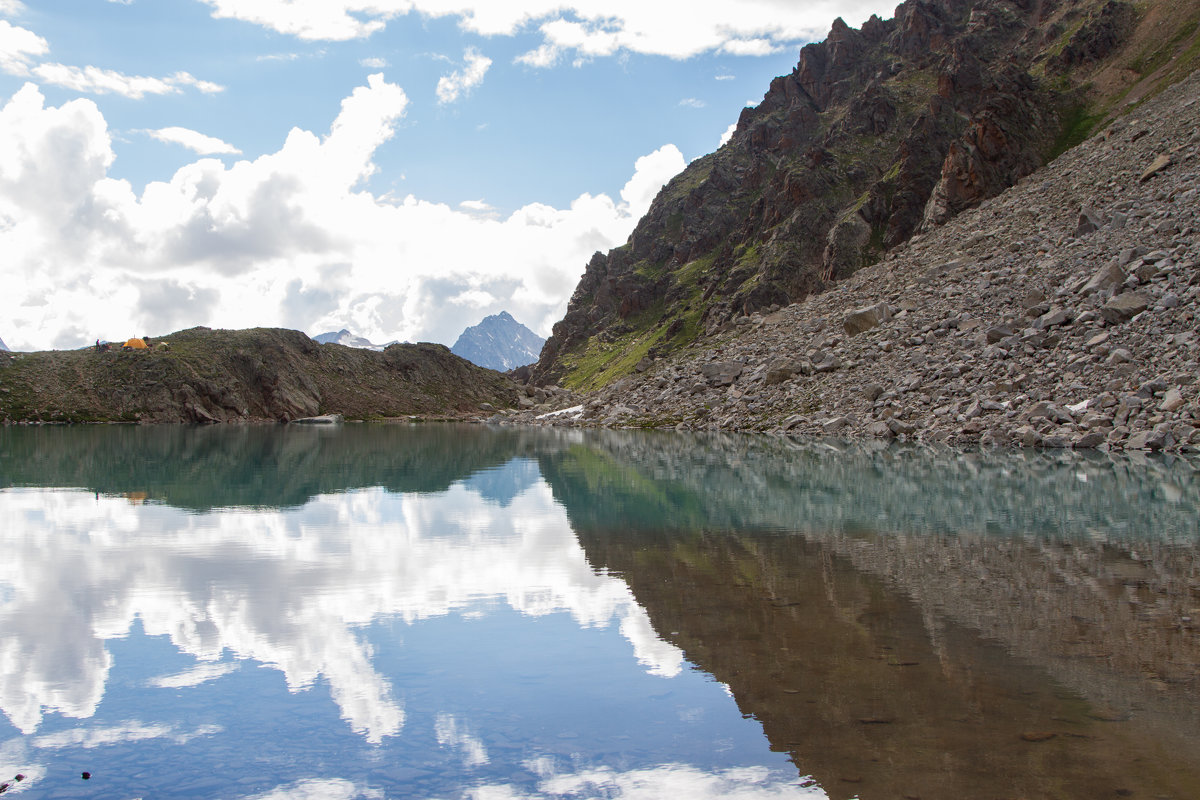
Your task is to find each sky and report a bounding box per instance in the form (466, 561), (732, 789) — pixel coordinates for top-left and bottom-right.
(0, 0), (897, 351)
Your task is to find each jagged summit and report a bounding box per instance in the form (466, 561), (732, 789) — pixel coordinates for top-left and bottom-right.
(531, 0), (1197, 390)
(313, 329), (390, 351)
(451, 312), (545, 372)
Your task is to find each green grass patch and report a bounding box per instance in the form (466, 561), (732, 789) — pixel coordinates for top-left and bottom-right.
(1047, 102), (1102, 162)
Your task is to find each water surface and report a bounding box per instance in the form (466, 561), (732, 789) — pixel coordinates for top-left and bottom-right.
(0, 424), (1197, 799)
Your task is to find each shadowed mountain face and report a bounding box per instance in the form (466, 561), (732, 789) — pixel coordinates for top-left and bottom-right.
(451, 311), (545, 372)
(530, 0), (1199, 389)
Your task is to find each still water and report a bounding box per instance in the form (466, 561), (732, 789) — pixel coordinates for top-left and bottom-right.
(0, 424), (1197, 799)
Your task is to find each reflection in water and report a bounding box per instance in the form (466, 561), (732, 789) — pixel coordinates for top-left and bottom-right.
(0, 424), (1198, 799)
(0, 481), (681, 741)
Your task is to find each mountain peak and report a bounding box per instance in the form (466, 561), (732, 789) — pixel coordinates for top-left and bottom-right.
(451, 312), (545, 372)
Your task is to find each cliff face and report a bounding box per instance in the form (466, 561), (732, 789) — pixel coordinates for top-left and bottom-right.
(0, 327), (520, 423)
(531, 0), (1189, 389)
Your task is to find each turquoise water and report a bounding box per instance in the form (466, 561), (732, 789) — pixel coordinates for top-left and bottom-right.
(0, 424), (1197, 799)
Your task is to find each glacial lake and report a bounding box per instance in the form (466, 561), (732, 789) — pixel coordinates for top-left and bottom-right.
(0, 424), (1198, 800)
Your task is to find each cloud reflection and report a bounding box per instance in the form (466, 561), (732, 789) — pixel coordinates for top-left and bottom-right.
(0, 475), (683, 743)
(468, 763), (825, 800)
(242, 778), (384, 800)
(147, 661), (239, 689)
(32, 721), (221, 749)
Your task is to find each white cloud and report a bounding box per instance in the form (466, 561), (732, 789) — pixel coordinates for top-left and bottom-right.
(0, 19), (222, 99)
(27, 64), (224, 98)
(679, 97), (705, 108)
(359, 56), (389, 68)
(514, 43), (559, 68)
(715, 73), (735, 81)
(619, 144), (687, 218)
(195, 1), (897, 60)
(146, 126), (241, 155)
(0, 78), (687, 351)
(0, 19), (47, 75)
(0, 1), (26, 17)
(436, 47), (492, 104)
(719, 122), (737, 147)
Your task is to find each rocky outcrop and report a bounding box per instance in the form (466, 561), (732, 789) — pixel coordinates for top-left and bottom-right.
(530, 0), (1172, 390)
(0, 327), (520, 423)
(451, 311), (545, 372)
(502, 62), (1200, 453)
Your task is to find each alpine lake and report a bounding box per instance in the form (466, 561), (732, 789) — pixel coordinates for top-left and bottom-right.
(1, 423), (1198, 800)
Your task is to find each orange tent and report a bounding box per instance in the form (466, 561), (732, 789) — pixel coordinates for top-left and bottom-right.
(123, 338), (148, 349)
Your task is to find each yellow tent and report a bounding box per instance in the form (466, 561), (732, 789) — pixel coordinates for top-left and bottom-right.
(123, 338), (148, 349)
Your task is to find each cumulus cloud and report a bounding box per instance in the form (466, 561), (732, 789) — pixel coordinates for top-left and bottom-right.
(195, 1), (897, 60)
(619, 144), (687, 217)
(0, 76), (686, 351)
(719, 122), (737, 147)
(0, 19), (47, 74)
(0, 1), (26, 17)
(436, 47), (492, 104)
(146, 126), (241, 155)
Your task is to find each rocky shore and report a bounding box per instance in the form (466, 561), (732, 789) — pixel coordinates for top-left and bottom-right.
(503, 67), (1200, 453)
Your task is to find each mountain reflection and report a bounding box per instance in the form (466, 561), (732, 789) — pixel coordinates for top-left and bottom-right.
(2, 425), (1199, 799)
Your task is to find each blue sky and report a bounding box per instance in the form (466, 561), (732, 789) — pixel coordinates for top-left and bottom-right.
(0, 0), (895, 350)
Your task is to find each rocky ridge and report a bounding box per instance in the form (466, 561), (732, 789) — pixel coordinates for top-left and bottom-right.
(0, 327), (519, 424)
(504, 66), (1200, 453)
(531, 0), (1199, 391)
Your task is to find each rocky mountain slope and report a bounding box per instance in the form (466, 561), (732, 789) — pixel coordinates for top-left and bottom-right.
(0, 327), (519, 423)
(508, 57), (1200, 452)
(451, 311), (545, 371)
(530, 0), (1200, 394)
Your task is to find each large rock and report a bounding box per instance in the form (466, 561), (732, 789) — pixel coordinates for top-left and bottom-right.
(1078, 261), (1126, 295)
(700, 361), (744, 386)
(843, 302), (892, 335)
(1101, 292), (1150, 323)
